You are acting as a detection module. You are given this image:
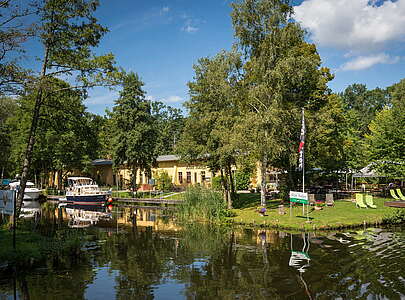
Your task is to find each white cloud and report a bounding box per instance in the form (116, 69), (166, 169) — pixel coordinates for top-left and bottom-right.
(182, 24), (198, 33)
(294, 0), (405, 51)
(86, 91), (118, 105)
(160, 6), (170, 14)
(340, 53), (400, 71)
(165, 95), (183, 103)
(146, 95), (184, 103)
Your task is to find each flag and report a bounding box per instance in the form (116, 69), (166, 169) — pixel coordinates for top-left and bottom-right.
(298, 108), (305, 171)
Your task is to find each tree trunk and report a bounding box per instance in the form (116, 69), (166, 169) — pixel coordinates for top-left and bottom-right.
(132, 165), (138, 198)
(16, 47), (49, 216)
(260, 153), (268, 206)
(226, 163), (234, 209)
(220, 168), (228, 205)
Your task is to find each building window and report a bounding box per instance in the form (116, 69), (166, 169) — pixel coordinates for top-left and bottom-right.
(186, 172), (191, 183)
(178, 172), (183, 184)
(201, 171), (205, 182)
(194, 172), (197, 184)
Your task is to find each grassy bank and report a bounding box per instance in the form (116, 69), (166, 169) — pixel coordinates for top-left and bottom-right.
(230, 193), (405, 230)
(0, 222), (84, 270)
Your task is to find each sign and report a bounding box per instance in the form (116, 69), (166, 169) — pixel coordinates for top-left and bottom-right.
(290, 191), (308, 205)
(148, 179), (155, 185)
(0, 190), (15, 215)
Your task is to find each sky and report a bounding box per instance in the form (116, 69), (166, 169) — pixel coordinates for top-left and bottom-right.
(82, 0), (405, 115)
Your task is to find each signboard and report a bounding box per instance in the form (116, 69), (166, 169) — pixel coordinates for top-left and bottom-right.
(0, 190), (15, 215)
(289, 191), (308, 205)
(148, 179), (156, 185)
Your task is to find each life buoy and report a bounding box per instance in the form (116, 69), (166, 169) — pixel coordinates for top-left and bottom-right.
(107, 197), (113, 203)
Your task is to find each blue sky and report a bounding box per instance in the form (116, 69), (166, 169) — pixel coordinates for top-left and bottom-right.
(83, 0), (405, 115)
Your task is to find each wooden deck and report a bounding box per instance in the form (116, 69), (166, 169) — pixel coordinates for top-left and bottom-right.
(113, 197), (182, 205)
(384, 201), (405, 208)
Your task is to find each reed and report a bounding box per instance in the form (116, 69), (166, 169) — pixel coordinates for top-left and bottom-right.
(176, 186), (227, 222)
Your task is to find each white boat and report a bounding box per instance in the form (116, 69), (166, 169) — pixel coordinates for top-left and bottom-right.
(9, 180), (41, 201)
(66, 177), (110, 205)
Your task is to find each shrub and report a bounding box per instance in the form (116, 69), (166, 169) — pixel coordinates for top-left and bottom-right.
(234, 170), (252, 190)
(176, 186), (227, 222)
(155, 171), (173, 191)
(211, 176), (223, 191)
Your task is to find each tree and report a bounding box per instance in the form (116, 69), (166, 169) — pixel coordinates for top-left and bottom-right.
(16, 0), (120, 213)
(151, 101), (184, 155)
(0, 0), (34, 95)
(177, 50), (243, 208)
(340, 84), (391, 170)
(110, 72), (157, 195)
(231, 0), (333, 204)
(0, 97), (17, 178)
(9, 78), (100, 188)
(366, 79), (405, 177)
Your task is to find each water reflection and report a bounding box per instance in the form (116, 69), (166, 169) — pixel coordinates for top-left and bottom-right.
(1, 203), (405, 299)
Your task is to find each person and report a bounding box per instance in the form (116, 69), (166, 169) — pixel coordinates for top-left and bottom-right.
(361, 183), (366, 192)
(259, 206), (266, 216)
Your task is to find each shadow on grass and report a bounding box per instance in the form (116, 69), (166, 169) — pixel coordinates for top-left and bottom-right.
(233, 193), (286, 209)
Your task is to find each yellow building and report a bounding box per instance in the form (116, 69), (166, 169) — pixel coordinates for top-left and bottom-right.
(91, 155), (216, 189)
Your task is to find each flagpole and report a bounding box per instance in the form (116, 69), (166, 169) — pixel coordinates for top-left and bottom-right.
(302, 108), (305, 193)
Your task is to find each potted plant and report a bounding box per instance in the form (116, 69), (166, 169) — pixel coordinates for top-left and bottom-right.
(315, 201), (324, 210)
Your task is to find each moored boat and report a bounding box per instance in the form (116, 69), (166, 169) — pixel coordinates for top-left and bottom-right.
(66, 177), (109, 205)
(9, 180), (41, 201)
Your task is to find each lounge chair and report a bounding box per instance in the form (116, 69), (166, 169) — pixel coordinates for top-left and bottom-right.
(395, 189), (405, 201)
(355, 193), (367, 208)
(365, 194), (377, 209)
(390, 189), (401, 200)
(325, 193), (334, 206)
(308, 194), (316, 206)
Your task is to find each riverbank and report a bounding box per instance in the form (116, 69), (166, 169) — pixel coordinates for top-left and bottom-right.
(229, 194), (405, 230)
(0, 223), (84, 271)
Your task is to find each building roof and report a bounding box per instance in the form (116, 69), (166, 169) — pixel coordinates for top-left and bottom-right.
(92, 159), (113, 166)
(156, 155), (180, 162)
(92, 155), (180, 166)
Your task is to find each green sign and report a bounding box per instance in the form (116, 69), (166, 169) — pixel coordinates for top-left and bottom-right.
(290, 198), (309, 204)
(289, 191), (309, 205)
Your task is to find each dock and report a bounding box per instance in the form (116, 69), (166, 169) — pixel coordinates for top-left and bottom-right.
(46, 195), (182, 205)
(384, 201), (405, 208)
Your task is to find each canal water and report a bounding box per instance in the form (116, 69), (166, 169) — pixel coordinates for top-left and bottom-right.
(1, 204), (405, 299)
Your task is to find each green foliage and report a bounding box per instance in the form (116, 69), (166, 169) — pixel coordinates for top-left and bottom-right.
(110, 72), (157, 191)
(234, 170), (251, 190)
(154, 171), (173, 191)
(366, 79), (405, 177)
(0, 97), (18, 177)
(151, 102), (184, 155)
(211, 176), (223, 191)
(176, 186), (227, 222)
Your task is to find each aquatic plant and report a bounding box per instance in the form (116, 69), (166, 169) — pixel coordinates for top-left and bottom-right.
(176, 186), (227, 222)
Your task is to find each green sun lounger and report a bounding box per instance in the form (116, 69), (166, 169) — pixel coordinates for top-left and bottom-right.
(365, 194), (377, 209)
(395, 189), (405, 201)
(355, 193), (367, 208)
(390, 189), (401, 200)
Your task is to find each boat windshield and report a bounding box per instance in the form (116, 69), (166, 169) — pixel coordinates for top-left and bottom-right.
(68, 178), (94, 186)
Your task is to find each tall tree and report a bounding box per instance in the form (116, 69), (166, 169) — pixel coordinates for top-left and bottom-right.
(0, 96), (17, 178)
(366, 79), (405, 177)
(340, 84), (391, 170)
(177, 50), (242, 208)
(231, 0), (332, 204)
(110, 72), (157, 195)
(16, 0), (120, 212)
(151, 101), (184, 155)
(0, 0), (34, 95)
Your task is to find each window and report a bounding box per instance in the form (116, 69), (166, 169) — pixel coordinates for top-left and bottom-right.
(186, 172), (191, 183)
(201, 171), (205, 182)
(194, 172), (197, 184)
(178, 172), (183, 184)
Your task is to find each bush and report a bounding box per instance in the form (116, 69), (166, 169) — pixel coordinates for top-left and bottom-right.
(234, 170), (252, 190)
(211, 176), (223, 191)
(155, 171), (173, 191)
(176, 186), (227, 222)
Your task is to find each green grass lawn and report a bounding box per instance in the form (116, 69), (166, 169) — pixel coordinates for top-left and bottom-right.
(230, 193), (404, 230)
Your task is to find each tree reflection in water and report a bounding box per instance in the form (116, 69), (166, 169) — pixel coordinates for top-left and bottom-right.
(0, 205), (404, 299)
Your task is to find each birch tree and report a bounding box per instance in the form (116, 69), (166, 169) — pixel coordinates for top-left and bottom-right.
(16, 0), (121, 213)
